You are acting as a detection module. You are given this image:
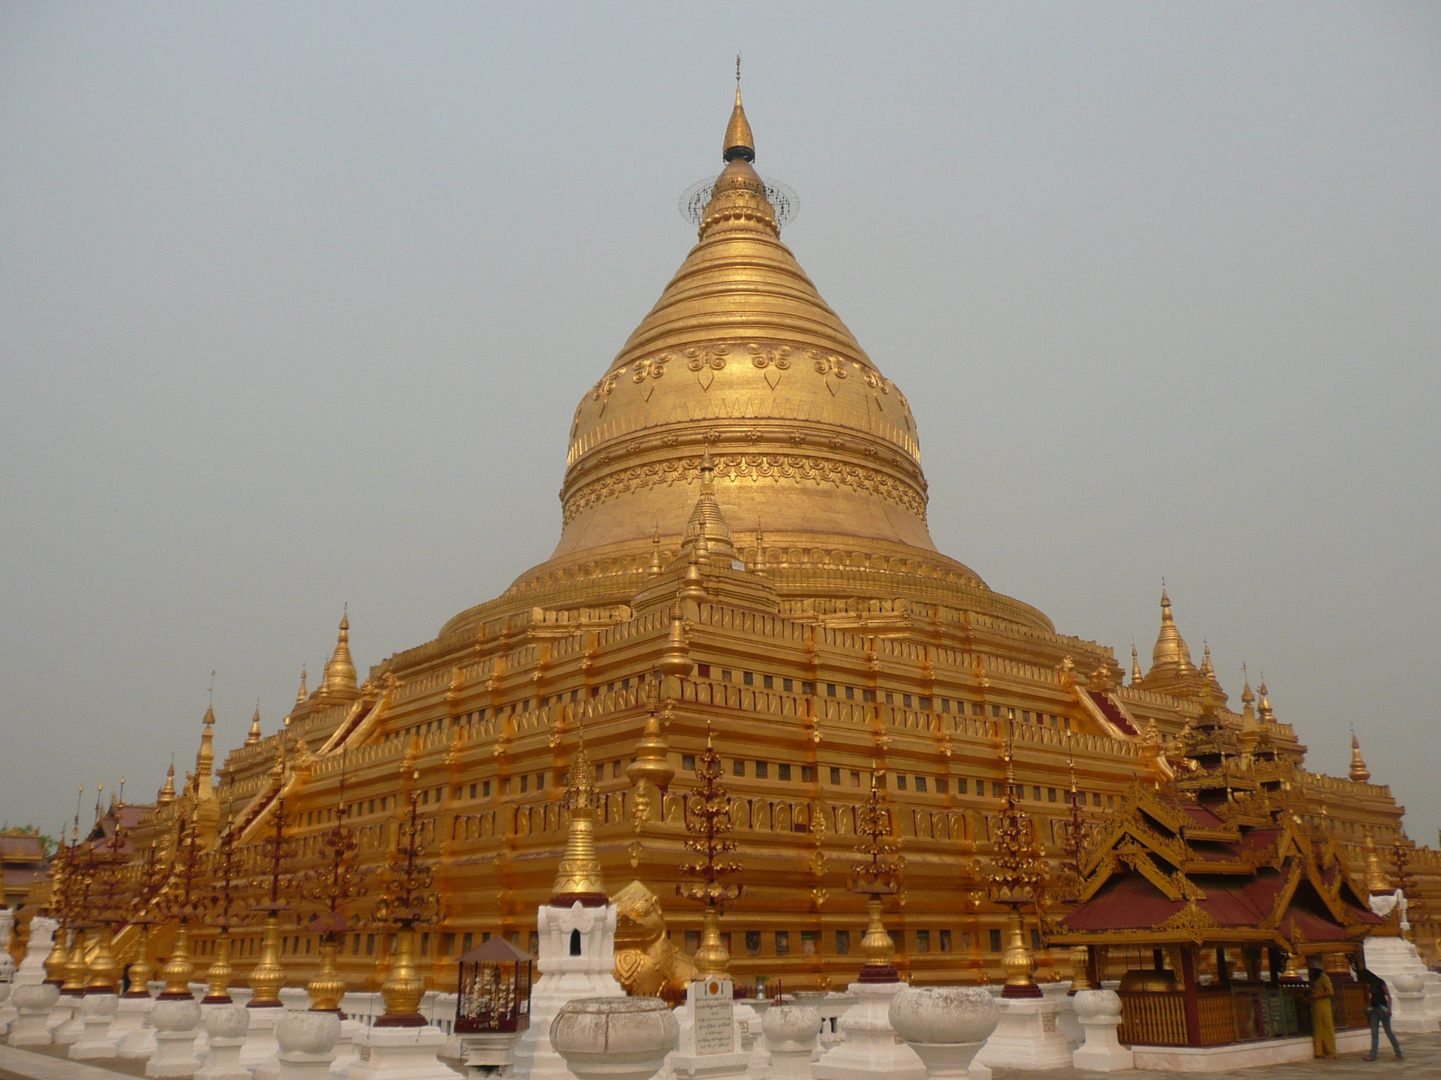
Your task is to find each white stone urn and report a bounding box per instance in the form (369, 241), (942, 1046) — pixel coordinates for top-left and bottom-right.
(146, 998), (203, 1078)
(888, 986), (998, 1080)
(549, 996), (680, 1080)
(195, 1003), (251, 1080)
(760, 1004), (821, 1080)
(274, 1010), (341, 1080)
(10, 982), (61, 1045)
(1070, 989), (1133, 1072)
(71, 991), (120, 1059)
(1389, 971), (1433, 1033)
(277, 1011), (341, 1056)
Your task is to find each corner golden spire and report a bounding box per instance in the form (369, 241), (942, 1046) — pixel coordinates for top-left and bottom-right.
(723, 56), (754, 163)
(157, 760), (176, 805)
(295, 667), (308, 707)
(1349, 732), (1370, 784)
(1150, 586), (1195, 674)
(551, 736), (607, 905)
(246, 704), (262, 746)
(320, 609), (358, 695)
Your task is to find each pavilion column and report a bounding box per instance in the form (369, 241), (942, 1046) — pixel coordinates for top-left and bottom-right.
(1180, 947), (1202, 1048)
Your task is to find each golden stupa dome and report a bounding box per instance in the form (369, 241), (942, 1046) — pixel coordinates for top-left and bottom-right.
(554, 83), (932, 559)
(443, 83), (1054, 637)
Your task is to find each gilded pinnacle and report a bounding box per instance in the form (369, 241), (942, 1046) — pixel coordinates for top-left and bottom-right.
(551, 739), (607, 905)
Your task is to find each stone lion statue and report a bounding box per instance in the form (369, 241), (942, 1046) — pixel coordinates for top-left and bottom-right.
(612, 879), (695, 1001)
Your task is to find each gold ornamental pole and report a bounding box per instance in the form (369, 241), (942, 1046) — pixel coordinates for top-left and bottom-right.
(371, 762), (438, 1027)
(984, 720), (1049, 999)
(202, 817), (243, 1004)
(297, 764), (369, 1012)
(676, 725), (742, 981)
(249, 742), (298, 1011)
(848, 767), (903, 983)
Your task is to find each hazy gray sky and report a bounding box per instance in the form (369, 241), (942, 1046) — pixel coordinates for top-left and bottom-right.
(3, 3), (1438, 846)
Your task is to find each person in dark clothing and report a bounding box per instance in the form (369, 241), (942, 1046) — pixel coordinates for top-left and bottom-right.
(1360, 967), (1403, 1061)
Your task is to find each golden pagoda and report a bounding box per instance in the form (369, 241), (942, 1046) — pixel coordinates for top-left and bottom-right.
(35, 80), (1440, 991)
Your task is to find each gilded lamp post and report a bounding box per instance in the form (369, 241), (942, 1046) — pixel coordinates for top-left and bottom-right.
(45, 823), (80, 990)
(297, 778), (369, 1012)
(848, 768), (903, 982)
(157, 813), (207, 999)
(984, 721), (1049, 998)
(201, 817), (244, 1004)
(371, 764), (438, 1026)
(122, 837), (170, 997)
(247, 745), (298, 1011)
(676, 726), (742, 980)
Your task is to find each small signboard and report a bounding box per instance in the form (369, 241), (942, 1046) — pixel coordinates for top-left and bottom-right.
(690, 977), (735, 1055)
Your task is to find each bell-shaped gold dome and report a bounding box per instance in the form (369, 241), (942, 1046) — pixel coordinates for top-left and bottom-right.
(443, 86), (1054, 638)
(553, 89), (933, 561)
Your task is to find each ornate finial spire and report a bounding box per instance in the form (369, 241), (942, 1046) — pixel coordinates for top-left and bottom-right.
(626, 685), (676, 792)
(1200, 642), (1214, 677)
(551, 737), (607, 905)
(295, 667), (308, 707)
(1149, 585), (1195, 676)
(649, 525), (662, 577)
(676, 721), (742, 979)
(158, 760), (176, 805)
(1349, 731), (1370, 783)
(723, 58), (754, 163)
(1131, 644), (1142, 686)
(197, 703), (216, 780)
(246, 704), (262, 746)
(321, 608), (357, 695)
(1257, 675), (1274, 723)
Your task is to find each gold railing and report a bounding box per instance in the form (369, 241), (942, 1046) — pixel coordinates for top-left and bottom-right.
(1119, 992), (1188, 1047)
(1195, 992), (1235, 1046)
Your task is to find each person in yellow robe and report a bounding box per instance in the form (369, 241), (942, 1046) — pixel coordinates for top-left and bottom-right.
(1307, 967), (1336, 1059)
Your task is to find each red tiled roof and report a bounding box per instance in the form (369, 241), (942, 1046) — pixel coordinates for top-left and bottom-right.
(1063, 877), (1184, 931)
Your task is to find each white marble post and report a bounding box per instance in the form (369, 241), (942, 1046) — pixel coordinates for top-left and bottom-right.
(70, 992), (120, 1059)
(0, 909), (15, 1032)
(973, 993), (1072, 1071)
(108, 990), (154, 1050)
(812, 981), (925, 1080)
(146, 998), (204, 1078)
(195, 1003), (252, 1080)
(1069, 989), (1133, 1072)
(510, 900), (625, 1080)
(343, 1025), (455, 1080)
(758, 1005), (818, 1080)
(240, 1004), (285, 1074)
(15, 917), (56, 988)
(53, 992), (88, 1045)
(9, 982), (61, 1045)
